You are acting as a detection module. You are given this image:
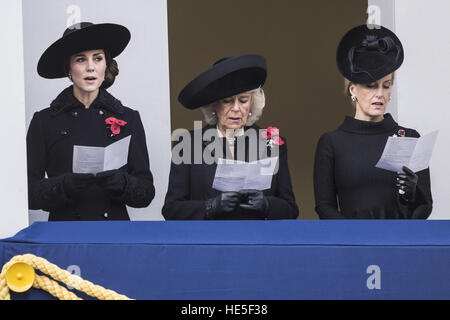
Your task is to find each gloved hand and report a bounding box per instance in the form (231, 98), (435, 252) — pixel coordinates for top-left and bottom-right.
(95, 169), (127, 195)
(62, 173), (95, 197)
(238, 189), (269, 216)
(205, 192), (241, 218)
(396, 166), (418, 203)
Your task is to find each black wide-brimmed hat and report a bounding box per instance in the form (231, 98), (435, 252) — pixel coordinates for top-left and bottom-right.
(37, 22), (131, 79)
(336, 24), (404, 84)
(178, 54), (267, 109)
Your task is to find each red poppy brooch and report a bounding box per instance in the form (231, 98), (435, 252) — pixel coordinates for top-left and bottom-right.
(261, 126), (285, 147)
(105, 117), (127, 135)
(393, 129), (406, 137)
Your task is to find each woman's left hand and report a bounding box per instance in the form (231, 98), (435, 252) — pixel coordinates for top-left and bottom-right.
(238, 189), (269, 215)
(95, 169), (127, 195)
(396, 166), (418, 203)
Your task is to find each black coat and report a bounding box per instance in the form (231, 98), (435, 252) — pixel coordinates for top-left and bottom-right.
(162, 124), (299, 220)
(27, 86), (155, 220)
(314, 114), (432, 219)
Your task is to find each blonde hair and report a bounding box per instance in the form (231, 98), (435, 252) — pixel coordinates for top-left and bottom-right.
(344, 73), (395, 107)
(200, 87), (266, 126)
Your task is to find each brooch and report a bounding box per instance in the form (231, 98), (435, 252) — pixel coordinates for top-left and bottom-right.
(261, 126), (285, 147)
(392, 129), (406, 137)
(105, 117), (127, 136)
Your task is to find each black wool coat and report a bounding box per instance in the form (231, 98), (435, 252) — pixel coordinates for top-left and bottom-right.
(314, 114), (432, 219)
(27, 86), (155, 220)
(162, 124), (299, 220)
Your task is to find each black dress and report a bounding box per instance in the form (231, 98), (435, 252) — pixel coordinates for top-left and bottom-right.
(162, 124), (299, 220)
(314, 113), (432, 219)
(27, 86), (155, 220)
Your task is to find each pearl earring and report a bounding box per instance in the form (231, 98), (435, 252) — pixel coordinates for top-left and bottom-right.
(351, 95), (357, 102)
(249, 112), (252, 116)
(68, 73), (72, 81)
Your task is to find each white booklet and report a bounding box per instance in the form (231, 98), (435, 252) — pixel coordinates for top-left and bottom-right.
(72, 135), (131, 174)
(375, 130), (438, 172)
(212, 157), (279, 192)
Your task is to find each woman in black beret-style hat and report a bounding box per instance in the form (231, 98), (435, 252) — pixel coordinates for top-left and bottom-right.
(162, 54), (299, 220)
(27, 22), (155, 221)
(313, 24), (432, 219)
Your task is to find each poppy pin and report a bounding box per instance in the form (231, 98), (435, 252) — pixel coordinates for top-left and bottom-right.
(261, 126), (285, 147)
(105, 117), (127, 135)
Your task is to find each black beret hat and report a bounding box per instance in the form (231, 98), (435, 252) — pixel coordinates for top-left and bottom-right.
(37, 22), (131, 79)
(336, 24), (404, 84)
(178, 54), (267, 109)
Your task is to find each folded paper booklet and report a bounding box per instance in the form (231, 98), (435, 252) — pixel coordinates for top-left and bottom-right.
(375, 130), (438, 173)
(72, 135), (131, 174)
(212, 157), (279, 192)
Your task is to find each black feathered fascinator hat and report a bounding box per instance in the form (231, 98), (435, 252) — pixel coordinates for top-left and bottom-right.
(336, 24), (404, 84)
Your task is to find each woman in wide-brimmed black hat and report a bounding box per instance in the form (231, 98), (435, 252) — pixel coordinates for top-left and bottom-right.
(162, 54), (299, 220)
(313, 24), (432, 219)
(27, 22), (155, 221)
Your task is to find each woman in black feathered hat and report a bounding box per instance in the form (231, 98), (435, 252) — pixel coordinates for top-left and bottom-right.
(313, 24), (432, 219)
(27, 22), (155, 221)
(162, 54), (299, 220)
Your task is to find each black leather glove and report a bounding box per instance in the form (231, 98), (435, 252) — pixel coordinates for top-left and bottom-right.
(95, 169), (127, 195)
(238, 189), (269, 217)
(396, 166), (418, 203)
(62, 173), (95, 197)
(205, 192), (241, 218)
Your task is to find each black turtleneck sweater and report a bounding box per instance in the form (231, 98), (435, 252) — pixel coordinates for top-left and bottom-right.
(313, 114), (432, 219)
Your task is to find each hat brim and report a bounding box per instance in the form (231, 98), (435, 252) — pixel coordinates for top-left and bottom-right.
(37, 23), (131, 79)
(178, 54), (267, 109)
(336, 24), (404, 84)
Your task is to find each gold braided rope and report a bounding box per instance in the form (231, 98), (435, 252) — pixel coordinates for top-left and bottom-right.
(0, 254), (133, 300)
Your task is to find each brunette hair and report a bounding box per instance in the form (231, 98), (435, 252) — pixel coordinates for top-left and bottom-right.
(63, 50), (119, 89)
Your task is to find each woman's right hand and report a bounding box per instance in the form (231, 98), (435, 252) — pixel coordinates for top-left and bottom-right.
(205, 192), (241, 218)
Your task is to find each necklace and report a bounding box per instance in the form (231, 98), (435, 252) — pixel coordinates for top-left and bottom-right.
(226, 138), (235, 145)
